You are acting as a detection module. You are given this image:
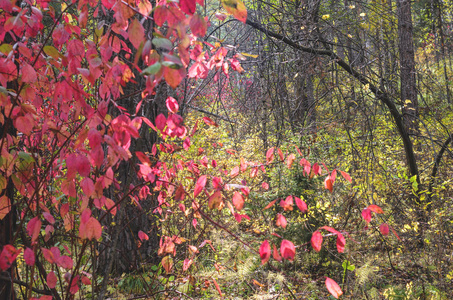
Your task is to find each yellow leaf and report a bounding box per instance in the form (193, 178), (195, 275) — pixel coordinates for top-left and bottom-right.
(221, 0), (247, 23)
(240, 52), (258, 58)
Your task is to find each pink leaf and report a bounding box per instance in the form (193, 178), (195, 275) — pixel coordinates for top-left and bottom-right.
(193, 175), (207, 198)
(259, 240), (270, 264)
(232, 191), (244, 211)
(166, 96), (179, 114)
(275, 213), (287, 228)
(361, 208), (372, 224)
(190, 14), (207, 37)
(128, 18), (144, 49)
(326, 277), (343, 299)
(280, 240), (295, 261)
(266, 147), (274, 164)
(272, 244), (282, 262)
(295, 197), (307, 213)
(286, 153), (296, 169)
(24, 248), (35, 266)
(47, 271), (57, 289)
(336, 233), (346, 253)
(279, 195), (293, 211)
(179, 0), (196, 15)
(183, 258), (193, 271)
(27, 217), (41, 243)
(138, 230), (149, 241)
(0, 245), (21, 271)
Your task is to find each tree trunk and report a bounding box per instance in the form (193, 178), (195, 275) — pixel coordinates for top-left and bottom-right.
(397, 0), (419, 135)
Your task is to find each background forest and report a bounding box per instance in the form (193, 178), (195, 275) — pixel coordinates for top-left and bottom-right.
(0, 0), (453, 299)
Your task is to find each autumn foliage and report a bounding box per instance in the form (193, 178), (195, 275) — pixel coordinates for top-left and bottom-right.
(0, 0), (402, 298)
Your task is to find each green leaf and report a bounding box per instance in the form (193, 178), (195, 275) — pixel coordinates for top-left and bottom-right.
(0, 44), (13, 55)
(152, 38), (173, 51)
(18, 151), (34, 163)
(43, 46), (62, 60)
(161, 61), (182, 69)
(141, 62), (162, 75)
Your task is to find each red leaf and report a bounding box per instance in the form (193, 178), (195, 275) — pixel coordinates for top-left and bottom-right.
(263, 199), (277, 210)
(232, 191), (244, 211)
(324, 176), (333, 193)
(326, 277), (343, 299)
(336, 233), (346, 253)
(56, 256), (73, 269)
(311, 230), (323, 252)
(183, 137), (191, 150)
(79, 214), (102, 241)
(266, 147), (274, 164)
(280, 240), (295, 261)
(80, 178), (95, 197)
(295, 197), (307, 213)
(331, 169), (337, 183)
(202, 116), (218, 127)
(234, 213), (250, 224)
(190, 14), (207, 37)
(0, 245), (21, 271)
(155, 114), (166, 131)
(21, 63), (37, 83)
(299, 158), (311, 175)
(27, 217), (41, 243)
(279, 195), (293, 211)
(312, 163), (321, 175)
(138, 230), (149, 241)
(277, 148), (284, 161)
(368, 204), (384, 214)
(0, 196), (11, 220)
(154, 6), (167, 26)
(212, 278), (222, 297)
(340, 170), (352, 183)
(361, 208), (372, 223)
(179, 0), (196, 15)
(380, 223), (390, 236)
(272, 244), (282, 262)
(166, 96), (179, 113)
(41, 248), (55, 264)
(320, 226), (340, 235)
(128, 18), (144, 49)
(164, 66), (185, 89)
(81, 275), (91, 285)
(24, 248), (35, 266)
(194, 175), (207, 198)
(69, 275), (79, 294)
(275, 213), (287, 228)
(42, 212), (55, 225)
(76, 155), (91, 177)
(262, 182), (269, 190)
(259, 240), (270, 265)
(208, 190), (223, 210)
(47, 271), (57, 289)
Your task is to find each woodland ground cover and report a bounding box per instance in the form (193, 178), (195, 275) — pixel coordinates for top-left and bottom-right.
(1, 0), (453, 299)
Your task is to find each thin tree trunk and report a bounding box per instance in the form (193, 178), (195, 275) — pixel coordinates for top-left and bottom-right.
(397, 0), (419, 135)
